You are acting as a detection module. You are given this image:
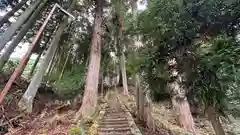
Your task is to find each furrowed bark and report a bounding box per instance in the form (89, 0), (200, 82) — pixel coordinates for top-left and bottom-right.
(116, 8), (128, 95)
(76, 0), (103, 118)
(168, 58), (196, 133)
(206, 106), (226, 135)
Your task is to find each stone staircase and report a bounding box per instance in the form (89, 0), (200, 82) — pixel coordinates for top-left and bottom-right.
(97, 92), (142, 135)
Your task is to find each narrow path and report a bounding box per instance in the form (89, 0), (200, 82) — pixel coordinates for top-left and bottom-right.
(98, 92), (141, 135)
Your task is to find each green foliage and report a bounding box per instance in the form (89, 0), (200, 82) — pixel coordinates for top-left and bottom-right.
(126, 0), (240, 106)
(2, 57), (38, 75)
(68, 126), (84, 135)
(188, 36), (240, 109)
(2, 59), (19, 74)
(55, 65), (86, 99)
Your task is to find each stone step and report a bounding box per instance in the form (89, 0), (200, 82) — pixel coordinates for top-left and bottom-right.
(98, 131), (133, 135)
(100, 120), (129, 125)
(98, 127), (131, 132)
(98, 123), (129, 128)
(104, 111), (125, 114)
(105, 110), (125, 113)
(103, 115), (126, 119)
(102, 119), (128, 124)
(102, 117), (127, 121)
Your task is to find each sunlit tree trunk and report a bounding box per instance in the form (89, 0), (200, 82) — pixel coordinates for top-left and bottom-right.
(18, 0), (76, 113)
(77, 0), (103, 118)
(131, 0), (141, 118)
(101, 71), (104, 96)
(115, 2), (128, 94)
(119, 53), (128, 94)
(0, 0), (47, 70)
(0, 0), (42, 51)
(0, 0), (27, 27)
(206, 106), (226, 135)
(167, 58), (196, 133)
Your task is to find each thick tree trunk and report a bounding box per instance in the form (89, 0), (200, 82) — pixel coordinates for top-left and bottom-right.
(0, 0), (42, 51)
(131, 0), (141, 118)
(131, 0), (138, 20)
(101, 71), (104, 96)
(139, 87), (144, 120)
(0, 0), (27, 27)
(206, 106), (226, 135)
(118, 67), (123, 86)
(116, 10), (128, 94)
(0, 0), (47, 70)
(136, 74), (140, 119)
(171, 94), (196, 132)
(168, 58), (196, 133)
(18, 0), (76, 113)
(77, 0), (103, 118)
(119, 53), (128, 94)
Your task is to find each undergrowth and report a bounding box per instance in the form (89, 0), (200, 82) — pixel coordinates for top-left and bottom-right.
(55, 65), (85, 99)
(68, 126), (84, 135)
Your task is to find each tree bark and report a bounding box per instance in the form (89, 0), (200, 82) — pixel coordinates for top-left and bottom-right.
(0, 0), (47, 70)
(77, 0), (103, 118)
(101, 71), (104, 96)
(168, 58), (196, 133)
(0, 0), (42, 51)
(116, 6), (128, 94)
(131, 0), (138, 20)
(118, 67), (123, 86)
(206, 106), (226, 135)
(139, 87), (144, 120)
(0, 0), (28, 27)
(136, 74), (140, 119)
(18, 0), (76, 113)
(171, 94), (196, 133)
(131, 0), (140, 119)
(119, 53), (128, 94)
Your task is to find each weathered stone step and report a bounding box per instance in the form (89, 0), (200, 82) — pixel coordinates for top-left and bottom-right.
(102, 120), (128, 124)
(105, 112), (125, 114)
(98, 123), (129, 128)
(100, 120), (129, 125)
(98, 127), (131, 133)
(103, 115), (126, 119)
(102, 117), (127, 121)
(105, 110), (125, 113)
(98, 131), (133, 135)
